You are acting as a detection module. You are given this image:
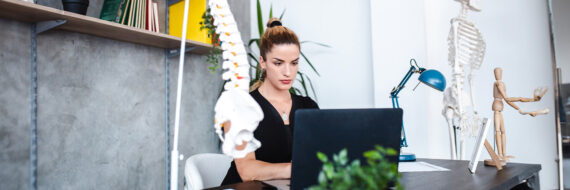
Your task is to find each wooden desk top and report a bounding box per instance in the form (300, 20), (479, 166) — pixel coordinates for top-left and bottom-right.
(208, 158), (541, 190)
(402, 159), (541, 190)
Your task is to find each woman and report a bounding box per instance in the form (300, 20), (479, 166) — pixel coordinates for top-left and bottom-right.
(221, 18), (319, 185)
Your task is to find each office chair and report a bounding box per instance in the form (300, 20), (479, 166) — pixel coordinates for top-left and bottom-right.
(184, 153), (232, 190)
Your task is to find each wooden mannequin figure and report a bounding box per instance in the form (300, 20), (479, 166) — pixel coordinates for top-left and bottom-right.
(484, 67), (549, 168)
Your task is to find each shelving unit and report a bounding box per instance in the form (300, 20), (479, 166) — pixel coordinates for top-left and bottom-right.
(0, 0), (212, 54)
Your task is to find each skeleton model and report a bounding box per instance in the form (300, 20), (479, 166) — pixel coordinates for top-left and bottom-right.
(486, 67), (549, 166)
(442, 0), (486, 160)
(209, 0), (264, 158)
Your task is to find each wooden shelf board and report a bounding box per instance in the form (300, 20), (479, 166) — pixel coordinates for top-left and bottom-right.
(0, 0), (212, 54)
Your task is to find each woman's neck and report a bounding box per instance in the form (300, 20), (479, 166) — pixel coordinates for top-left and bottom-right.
(259, 83), (291, 101)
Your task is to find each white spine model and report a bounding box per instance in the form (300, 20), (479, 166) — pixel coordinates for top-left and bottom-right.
(169, 1), (262, 189)
(442, 0), (485, 160)
(209, 0), (263, 158)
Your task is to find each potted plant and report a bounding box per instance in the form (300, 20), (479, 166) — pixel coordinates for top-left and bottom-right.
(62, 0), (89, 15)
(309, 145), (403, 190)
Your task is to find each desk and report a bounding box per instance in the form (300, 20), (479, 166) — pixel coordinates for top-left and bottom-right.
(401, 159), (541, 190)
(207, 158), (541, 190)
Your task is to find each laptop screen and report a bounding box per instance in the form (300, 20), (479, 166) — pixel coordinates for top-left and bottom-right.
(290, 108), (403, 189)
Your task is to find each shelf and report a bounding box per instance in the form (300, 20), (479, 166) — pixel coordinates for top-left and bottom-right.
(0, 0), (212, 54)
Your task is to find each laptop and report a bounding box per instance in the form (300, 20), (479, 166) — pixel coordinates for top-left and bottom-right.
(290, 108), (403, 190)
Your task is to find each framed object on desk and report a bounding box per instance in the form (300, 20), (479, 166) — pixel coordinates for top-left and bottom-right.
(468, 117), (491, 173)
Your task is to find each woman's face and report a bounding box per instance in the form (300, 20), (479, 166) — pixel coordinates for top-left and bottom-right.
(260, 44), (300, 91)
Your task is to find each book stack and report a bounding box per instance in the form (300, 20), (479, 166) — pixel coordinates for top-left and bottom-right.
(100, 0), (160, 32)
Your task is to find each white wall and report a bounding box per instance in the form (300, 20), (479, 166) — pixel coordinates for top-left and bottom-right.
(371, 1), (558, 189)
(250, 0), (375, 108)
(251, 0), (558, 189)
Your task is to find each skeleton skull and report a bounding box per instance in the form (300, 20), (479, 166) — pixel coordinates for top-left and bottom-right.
(455, 0), (481, 12)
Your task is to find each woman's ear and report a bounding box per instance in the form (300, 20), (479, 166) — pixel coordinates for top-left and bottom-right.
(259, 56), (266, 69)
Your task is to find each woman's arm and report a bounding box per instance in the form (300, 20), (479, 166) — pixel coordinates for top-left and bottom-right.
(222, 121), (291, 181)
(234, 152), (291, 181)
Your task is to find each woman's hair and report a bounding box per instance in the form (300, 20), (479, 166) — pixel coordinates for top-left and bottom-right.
(250, 18), (301, 92)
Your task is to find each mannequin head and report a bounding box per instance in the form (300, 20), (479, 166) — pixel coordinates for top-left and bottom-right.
(494, 67), (503, 81)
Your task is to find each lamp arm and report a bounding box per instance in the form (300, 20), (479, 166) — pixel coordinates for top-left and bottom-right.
(390, 66), (418, 98)
(390, 64), (421, 148)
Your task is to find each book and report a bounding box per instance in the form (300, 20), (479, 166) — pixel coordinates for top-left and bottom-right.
(153, 2), (159, 32)
(100, 0), (125, 22)
(119, 0), (131, 25)
(127, 0), (135, 27)
(148, 0), (153, 31)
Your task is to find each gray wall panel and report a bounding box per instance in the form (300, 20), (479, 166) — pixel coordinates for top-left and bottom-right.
(0, 0), (249, 188)
(0, 19), (31, 190)
(36, 31), (165, 190)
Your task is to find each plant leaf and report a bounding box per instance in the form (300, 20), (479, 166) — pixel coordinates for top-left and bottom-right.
(279, 9), (286, 20)
(323, 163), (334, 179)
(248, 38), (260, 49)
(291, 87), (301, 95)
(386, 148), (397, 156)
(269, 4), (273, 19)
(247, 53), (261, 80)
(298, 72), (309, 97)
(305, 75), (318, 101)
(339, 149), (348, 165)
(300, 51), (320, 76)
(301, 40), (332, 48)
(247, 52), (259, 68)
(317, 152), (328, 162)
(256, 0), (264, 37)
(318, 171), (327, 184)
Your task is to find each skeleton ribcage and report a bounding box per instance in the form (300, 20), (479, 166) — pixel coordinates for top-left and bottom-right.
(448, 18), (486, 71)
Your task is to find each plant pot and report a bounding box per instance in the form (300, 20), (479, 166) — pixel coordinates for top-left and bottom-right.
(62, 0), (89, 15)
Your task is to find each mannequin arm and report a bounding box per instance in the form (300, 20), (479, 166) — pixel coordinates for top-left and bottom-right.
(518, 108), (550, 117)
(496, 83), (520, 110)
(505, 87), (548, 102)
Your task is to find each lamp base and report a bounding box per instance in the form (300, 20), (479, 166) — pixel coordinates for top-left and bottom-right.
(399, 152), (416, 162)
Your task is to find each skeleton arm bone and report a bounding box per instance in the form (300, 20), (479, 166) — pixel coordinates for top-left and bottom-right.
(469, 73), (478, 115)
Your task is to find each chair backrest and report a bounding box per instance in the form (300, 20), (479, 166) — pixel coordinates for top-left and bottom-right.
(184, 153), (233, 190)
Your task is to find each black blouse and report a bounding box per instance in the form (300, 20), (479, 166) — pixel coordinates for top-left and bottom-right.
(221, 89), (319, 185)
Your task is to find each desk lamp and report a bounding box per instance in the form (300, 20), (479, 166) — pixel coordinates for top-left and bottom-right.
(390, 59), (446, 161)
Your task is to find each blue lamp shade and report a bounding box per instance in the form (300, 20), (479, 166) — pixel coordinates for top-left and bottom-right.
(418, 70), (446, 92)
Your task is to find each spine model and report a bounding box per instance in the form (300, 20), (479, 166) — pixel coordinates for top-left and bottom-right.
(210, 0), (264, 158)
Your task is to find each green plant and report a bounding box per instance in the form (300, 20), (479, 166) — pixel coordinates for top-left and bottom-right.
(309, 146), (403, 190)
(199, 7), (222, 73)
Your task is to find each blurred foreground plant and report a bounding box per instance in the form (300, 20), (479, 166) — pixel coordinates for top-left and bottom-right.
(309, 145), (402, 190)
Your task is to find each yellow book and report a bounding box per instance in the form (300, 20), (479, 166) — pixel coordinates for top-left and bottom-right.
(168, 0), (211, 44)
